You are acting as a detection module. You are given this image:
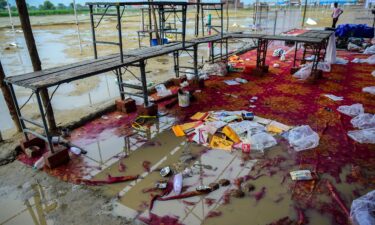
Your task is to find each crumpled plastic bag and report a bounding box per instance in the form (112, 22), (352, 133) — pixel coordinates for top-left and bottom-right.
(335, 57), (348, 65)
(155, 84), (172, 97)
(351, 114), (375, 129)
(317, 62), (331, 72)
(229, 121), (264, 136)
(363, 45), (375, 54)
(362, 86), (375, 95)
(249, 132), (277, 152)
(347, 42), (362, 52)
(348, 128), (375, 144)
(337, 104), (364, 117)
(352, 55), (375, 64)
(285, 125), (320, 151)
(293, 64), (312, 80)
(350, 190), (375, 225)
(202, 62), (227, 76)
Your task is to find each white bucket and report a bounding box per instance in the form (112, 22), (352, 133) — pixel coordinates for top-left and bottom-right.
(178, 91), (190, 107)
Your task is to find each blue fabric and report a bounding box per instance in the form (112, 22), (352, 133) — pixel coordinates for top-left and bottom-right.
(335, 24), (374, 38)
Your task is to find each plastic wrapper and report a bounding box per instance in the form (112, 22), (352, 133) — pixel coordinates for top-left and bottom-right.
(293, 64), (312, 80)
(155, 84), (172, 97)
(285, 125), (320, 151)
(317, 62), (331, 72)
(347, 42), (362, 52)
(334, 57), (348, 65)
(337, 103), (364, 117)
(363, 45), (375, 54)
(347, 128), (375, 144)
(202, 62), (227, 76)
(173, 173), (183, 194)
(249, 132), (277, 152)
(350, 190), (375, 225)
(351, 114), (375, 129)
(362, 86), (375, 95)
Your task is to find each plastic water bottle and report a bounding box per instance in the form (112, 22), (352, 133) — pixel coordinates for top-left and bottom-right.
(33, 157), (45, 170)
(70, 147), (81, 155)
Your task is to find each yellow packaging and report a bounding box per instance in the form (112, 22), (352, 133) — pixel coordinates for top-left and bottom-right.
(210, 136), (233, 151)
(222, 126), (241, 143)
(266, 125), (283, 134)
(172, 125), (185, 137)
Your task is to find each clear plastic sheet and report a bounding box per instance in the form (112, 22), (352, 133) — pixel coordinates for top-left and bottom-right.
(285, 125), (320, 151)
(337, 104), (364, 117)
(350, 190), (375, 225)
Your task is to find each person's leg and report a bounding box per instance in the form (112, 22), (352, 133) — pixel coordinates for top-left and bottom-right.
(332, 18), (338, 28)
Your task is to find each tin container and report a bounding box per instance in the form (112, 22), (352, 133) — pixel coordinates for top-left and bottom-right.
(160, 166), (171, 177)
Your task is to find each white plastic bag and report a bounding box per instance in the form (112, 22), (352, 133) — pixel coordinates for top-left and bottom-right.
(317, 62), (331, 72)
(285, 125), (320, 151)
(293, 64), (312, 80)
(334, 57), (348, 65)
(350, 190), (375, 225)
(348, 128), (375, 144)
(155, 84), (172, 97)
(363, 45), (375, 54)
(362, 86), (375, 95)
(173, 173), (183, 194)
(351, 114), (375, 129)
(337, 104), (364, 117)
(249, 132), (277, 152)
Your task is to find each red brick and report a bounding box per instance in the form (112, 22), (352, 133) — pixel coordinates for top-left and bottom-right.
(44, 146), (70, 169)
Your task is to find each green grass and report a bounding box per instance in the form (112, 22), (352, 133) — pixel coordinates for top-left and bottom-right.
(0, 9), (90, 17)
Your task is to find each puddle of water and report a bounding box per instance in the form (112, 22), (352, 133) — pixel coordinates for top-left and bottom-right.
(0, 183), (56, 225)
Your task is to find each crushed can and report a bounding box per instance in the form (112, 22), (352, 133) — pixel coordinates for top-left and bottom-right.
(160, 166), (171, 177)
(242, 112), (254, 120)
(155, 180), (168, 189)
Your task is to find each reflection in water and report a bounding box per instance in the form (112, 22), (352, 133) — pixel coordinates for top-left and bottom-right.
(0, 182), (56, 225)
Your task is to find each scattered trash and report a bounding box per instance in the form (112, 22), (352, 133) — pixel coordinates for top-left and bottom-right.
(235, 77), (248, 84)
(202, 62), (227, 76)
(347, 42), (362, 52)
(273, 63), (280, 68)
(242, 112), (254, 120)
(180, 81), (189, 88)
(351, 114), (375, 129)
(173, 173), (183, 194)
(69, 147), (81, 155)
(350, 190), (375, 225)
(272, 48), (285, 57)
(155, 84), (172, 97)
(178, 89), (190, 107)
(284, 125), (319, 151)
(293, 64), (312, 80)
(155, 180), (168, 189)
(249, 132), (277, 152)
(337, 103), (364, 117)
(290, 170), (313, 181)
(280, 53), (286, 61)
(224, 79), (240, 85)
(352, 55), (375, 64)
(266, 121), (291, 134)
(363, 45), (375, 54)
(101, 115), (109, 120)
(160, 166), (172, 177)
(306, 17), (317, 25)
(33, 157), (45, 170)
(347, 128), (375, 144)
(210, 135), (233, 151)
(372, 70), (375, 77)
(334, 57), (348, 65)
(324, 94), (344, 101)
(362, 86), (375, 95)
(249, 105), (256, 108)
(196, 185), (211, 193)
(317, 62), (331, 72)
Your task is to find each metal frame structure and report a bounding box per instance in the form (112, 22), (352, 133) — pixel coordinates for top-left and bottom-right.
(4, 1), (333, 154)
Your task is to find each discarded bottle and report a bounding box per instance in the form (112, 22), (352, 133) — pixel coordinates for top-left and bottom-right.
(70, 147), (81, 155)
(33, 157), (45, 170)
